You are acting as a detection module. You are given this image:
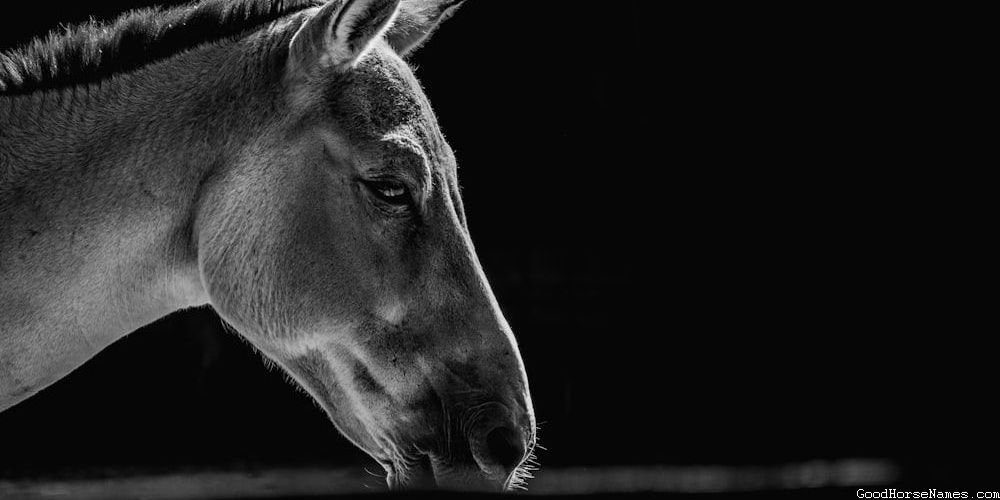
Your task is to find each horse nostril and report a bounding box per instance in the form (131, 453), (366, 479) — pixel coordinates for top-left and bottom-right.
(484, 425), (525, 474)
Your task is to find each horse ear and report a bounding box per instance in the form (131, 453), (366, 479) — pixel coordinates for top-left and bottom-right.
(386, 0), (466, 56)
(289, 0), (402, 72)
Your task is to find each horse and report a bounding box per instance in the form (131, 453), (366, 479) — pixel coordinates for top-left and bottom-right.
(0, 0), (535, 491)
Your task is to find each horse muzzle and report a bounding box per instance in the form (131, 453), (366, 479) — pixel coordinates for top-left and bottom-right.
(387, 401), (534, 491)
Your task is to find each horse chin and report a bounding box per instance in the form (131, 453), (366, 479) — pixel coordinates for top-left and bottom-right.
(385, 453), (434, 491)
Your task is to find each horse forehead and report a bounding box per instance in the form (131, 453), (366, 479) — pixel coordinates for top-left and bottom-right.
(333, 49), (443, 155)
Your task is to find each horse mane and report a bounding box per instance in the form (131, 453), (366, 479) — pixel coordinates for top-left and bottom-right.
(0, 0), (323, 95)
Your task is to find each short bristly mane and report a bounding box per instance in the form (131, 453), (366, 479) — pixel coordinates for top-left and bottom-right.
(0, 0), (323, 95)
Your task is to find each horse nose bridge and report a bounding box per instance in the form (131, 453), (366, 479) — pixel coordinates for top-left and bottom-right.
(427, 254), (516, 355)
(449, 246), (512, 339)
(432, 213), (500, 308)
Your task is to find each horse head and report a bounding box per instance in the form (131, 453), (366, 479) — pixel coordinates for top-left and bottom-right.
(195, 0), (535, 490)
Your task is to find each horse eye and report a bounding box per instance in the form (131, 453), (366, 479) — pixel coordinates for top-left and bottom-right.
(364, 180), (410, 206)
(378, 184), (406, 199)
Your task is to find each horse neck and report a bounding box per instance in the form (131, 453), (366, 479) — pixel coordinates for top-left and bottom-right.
(0, 36), (284, 409)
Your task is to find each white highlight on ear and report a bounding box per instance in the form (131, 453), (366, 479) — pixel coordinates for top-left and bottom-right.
(330, 0), (402, 65)
(289, 0), (402, 73)
(387, 0), (465, 56)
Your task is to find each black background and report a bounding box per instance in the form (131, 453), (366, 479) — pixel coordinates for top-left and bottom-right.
(0, 1), (987, 489)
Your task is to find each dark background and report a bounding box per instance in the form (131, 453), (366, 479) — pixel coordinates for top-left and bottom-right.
(0, 0), (986, 490)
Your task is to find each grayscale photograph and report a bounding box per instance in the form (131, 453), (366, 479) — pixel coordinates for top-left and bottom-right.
(0, 1), (981, 499)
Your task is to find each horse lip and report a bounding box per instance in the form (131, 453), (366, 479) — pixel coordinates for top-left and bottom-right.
(386, 449), (507, 492)
(426, 452), (508, 492)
